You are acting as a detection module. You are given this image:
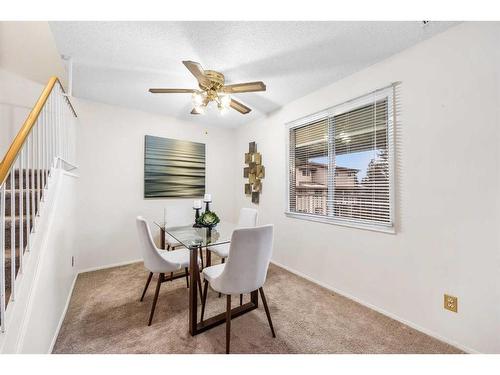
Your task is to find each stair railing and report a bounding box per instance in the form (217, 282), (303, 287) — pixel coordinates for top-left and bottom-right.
(0, 77), (77, 332)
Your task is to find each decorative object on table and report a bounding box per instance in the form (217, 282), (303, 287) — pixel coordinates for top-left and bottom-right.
(144, 135), (205, 198)
(244, 141), (265, 204)
(203, 193), (212, 211)
(195, 210), (220, 229)
(193, 200), (203, 227)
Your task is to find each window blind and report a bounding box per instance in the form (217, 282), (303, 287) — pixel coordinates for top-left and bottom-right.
(288, 86), (394, 229)
(289, 118), (329, 216)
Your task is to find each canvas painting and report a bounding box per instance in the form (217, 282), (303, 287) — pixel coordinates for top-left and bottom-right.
(144, 135), (205, 198)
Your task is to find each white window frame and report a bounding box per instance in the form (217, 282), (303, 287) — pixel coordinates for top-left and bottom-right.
(284, 84), (397, 234)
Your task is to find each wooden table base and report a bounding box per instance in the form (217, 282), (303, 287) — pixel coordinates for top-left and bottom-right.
(188, 245), (258, 336)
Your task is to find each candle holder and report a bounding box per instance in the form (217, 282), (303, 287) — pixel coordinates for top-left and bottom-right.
(203, 194), (212, 212)
(193, 207), (202, 227)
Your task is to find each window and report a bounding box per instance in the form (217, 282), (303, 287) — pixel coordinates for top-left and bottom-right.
(286, 85), (396, 231)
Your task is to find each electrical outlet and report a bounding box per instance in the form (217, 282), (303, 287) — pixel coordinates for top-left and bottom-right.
(444, 294), (458, 313)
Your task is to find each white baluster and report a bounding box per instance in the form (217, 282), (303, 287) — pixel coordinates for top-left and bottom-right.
(19, 151), (24, 274)
(36, 120), (41, 216)
(58, 87), (62, 164)
(43, 106), (47, 194)
(10, 167), (16, 301)
(50, 94), (54, 169)
(52, 93), (55, 167)
(47, 95), (51, 171)
(26, 136), (31, 252)
(42, 107), (47, 194)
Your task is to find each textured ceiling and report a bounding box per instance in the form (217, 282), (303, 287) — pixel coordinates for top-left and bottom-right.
(50, 21), (456, 128)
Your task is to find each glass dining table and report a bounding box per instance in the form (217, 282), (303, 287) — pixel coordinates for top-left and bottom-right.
(153, 221), (259, 336)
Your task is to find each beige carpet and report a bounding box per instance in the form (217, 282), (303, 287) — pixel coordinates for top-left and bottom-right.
(53, 261), (462, 354)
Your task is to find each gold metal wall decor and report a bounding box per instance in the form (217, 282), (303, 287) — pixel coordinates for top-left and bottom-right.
(244, 141), (265, 204)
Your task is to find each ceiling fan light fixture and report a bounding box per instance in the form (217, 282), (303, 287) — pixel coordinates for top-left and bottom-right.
(218, 103), (229, 115)
(149, 60), (266, 116)
(193, 104), (205, 115)
(192, 91), (204, 107)
(219, 94), (231, 108)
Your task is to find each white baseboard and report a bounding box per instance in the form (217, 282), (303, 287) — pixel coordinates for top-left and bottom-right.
(77, 258), (143, 275)
(270, 260), (479, 354)
(48, 273), (78, 354)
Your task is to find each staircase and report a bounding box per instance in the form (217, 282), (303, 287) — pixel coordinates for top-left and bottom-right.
(3, 169), (42, 302)
(0, 77), (77, 332)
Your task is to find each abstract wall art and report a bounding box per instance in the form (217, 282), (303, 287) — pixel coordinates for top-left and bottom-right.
(144, 135), (205, 198)
(244, 141), (265, 204)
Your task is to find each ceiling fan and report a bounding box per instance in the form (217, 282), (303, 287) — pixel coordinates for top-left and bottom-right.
(148, 61), (266, 115)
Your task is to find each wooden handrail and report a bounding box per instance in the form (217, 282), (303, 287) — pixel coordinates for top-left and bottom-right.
(0, 76), (77, 185)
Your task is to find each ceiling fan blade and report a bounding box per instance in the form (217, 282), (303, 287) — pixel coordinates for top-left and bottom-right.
(149, 88), (196, 94)
(190, 108), (202, 115)
(182, 61), (210, 86)
(230, 98), (252, 114)
(222, 81), (266, 94)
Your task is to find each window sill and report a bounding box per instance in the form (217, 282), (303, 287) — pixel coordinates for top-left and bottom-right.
(284, 211), (396, 234)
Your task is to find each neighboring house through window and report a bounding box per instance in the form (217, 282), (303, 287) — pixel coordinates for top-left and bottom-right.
(286, 84), (397, 231)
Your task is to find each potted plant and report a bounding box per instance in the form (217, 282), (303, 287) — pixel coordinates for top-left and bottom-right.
(195, 210), (220, 229)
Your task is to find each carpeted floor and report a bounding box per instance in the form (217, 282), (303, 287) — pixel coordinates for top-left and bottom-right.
(53, 260), (462, 354)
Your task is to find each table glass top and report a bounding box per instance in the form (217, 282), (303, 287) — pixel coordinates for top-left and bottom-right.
(154, 221), (236, 249)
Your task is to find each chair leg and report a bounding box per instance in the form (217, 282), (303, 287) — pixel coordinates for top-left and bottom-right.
(184, 267), (189, 288)
(258, 287), (276, 337)
(140, 272), (153, 302)
(148, 273), (164, 326)
(226, 294), (231, 354)
(201, 280), (209, 321)
(240, 294), (243, 306)
(218, 258), (225, 298)
(197, 274), (203, 299)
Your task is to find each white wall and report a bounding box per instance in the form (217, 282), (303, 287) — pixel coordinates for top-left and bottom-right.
(0, 170), (78, 353)
(233, 22), (500, 353)
(0, 69), (44, 157)
(0, 21), (67, 86)
(74, 99), (238, 271)
(19, 171), (78, 353)
(0, 21), (67, 158)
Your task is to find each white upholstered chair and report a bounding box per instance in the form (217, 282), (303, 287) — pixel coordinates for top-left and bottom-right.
(136, 216), (202, 325)
(165, 234), (183, 250)
(207, 208), (258, 260)
(201, 225), (275, 353)
(207, 208), (258, 302)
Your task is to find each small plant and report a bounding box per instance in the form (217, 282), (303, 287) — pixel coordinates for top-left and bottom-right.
(196, 210), (220, 228)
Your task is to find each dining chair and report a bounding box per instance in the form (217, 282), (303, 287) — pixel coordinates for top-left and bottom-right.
(200, 225), (275, 354)
(208, 208), (258, 260)
(164, 231), (188, 280)
(136, 216), (202, 326)
(207, 208), (257, 302)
